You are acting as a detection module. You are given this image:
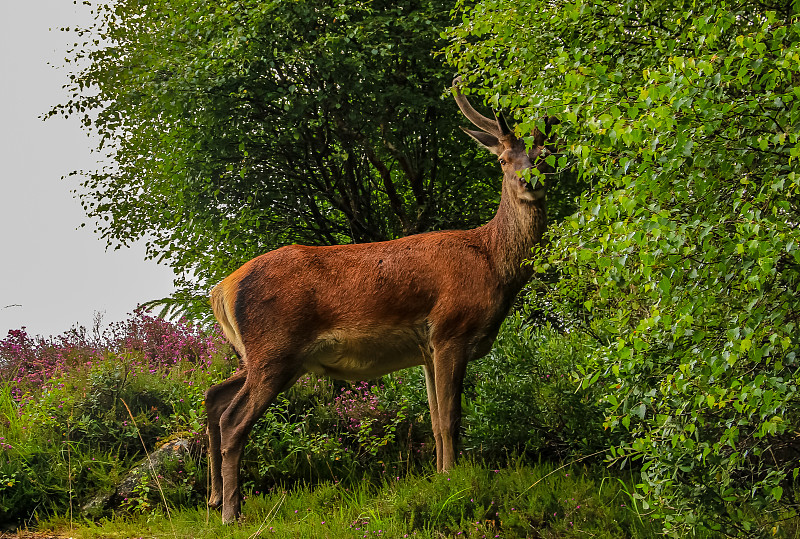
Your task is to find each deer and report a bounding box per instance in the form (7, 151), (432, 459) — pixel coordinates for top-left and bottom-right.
(205, 77), (560, 523)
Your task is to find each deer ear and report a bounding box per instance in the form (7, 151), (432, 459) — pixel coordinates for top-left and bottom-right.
(545, 116), (561, 139)
(460, 127), (502, 155)
(533, 116), (561, 146)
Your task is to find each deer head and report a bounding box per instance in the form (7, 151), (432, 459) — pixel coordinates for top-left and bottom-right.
(453, 77), (559, 203)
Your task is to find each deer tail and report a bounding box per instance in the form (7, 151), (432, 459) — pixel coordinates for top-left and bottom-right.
(211, 281), (246, 362)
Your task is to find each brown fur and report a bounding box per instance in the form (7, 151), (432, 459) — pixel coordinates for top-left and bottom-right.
(205, 80), (558, 523)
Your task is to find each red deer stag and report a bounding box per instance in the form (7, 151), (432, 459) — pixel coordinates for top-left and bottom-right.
(206, 77), (559, 523)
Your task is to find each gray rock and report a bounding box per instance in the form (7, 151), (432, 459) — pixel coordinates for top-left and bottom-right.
(82, 438), (191, 518)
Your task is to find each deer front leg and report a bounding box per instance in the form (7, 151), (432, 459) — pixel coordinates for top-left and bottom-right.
(432, 345), (468, 471)
(423, 363), (443, 471)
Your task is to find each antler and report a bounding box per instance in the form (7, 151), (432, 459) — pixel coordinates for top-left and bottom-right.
(452, 77), (512, 138)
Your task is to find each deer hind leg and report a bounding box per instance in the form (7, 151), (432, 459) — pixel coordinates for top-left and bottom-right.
(422, 363), (443, 472)
(432, 342), (469, 472)
(205, 370), (247, 509)
(218, 358), (303, 524)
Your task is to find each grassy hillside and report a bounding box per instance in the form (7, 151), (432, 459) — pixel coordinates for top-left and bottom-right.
(3, 309), (797, 537)
(39, 460), (656, 538)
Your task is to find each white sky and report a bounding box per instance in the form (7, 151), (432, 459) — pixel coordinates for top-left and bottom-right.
(0, 0), (176, 338)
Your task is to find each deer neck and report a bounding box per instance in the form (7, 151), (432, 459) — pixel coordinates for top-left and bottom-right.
(480, 186), (547, 290)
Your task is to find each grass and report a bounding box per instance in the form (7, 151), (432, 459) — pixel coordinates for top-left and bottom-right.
(9, 312), (800, 537)
(34, 458), (658, 539)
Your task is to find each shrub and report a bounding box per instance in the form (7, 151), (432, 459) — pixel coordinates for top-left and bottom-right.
(0, 302), (605, 524)
(463, 305), (612, 463)
(0, 311), (228, 523)
(240, 375), (428, 490)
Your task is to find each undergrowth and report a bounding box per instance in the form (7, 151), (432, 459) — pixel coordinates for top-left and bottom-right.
(1, 303), (613, 528)
(40, 459), (658, 539)
(5, 309), (800, 536)
(0, 303), (690, 538)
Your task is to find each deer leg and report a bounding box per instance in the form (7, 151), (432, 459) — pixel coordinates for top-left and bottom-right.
(422, 363), (443, 471)
(432, 345), (468, 472)
(218, 362), (301, 524)
(205, 370), (247, 509)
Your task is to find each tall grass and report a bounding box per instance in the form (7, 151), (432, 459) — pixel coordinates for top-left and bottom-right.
(40, 459), (660, 539)
(0, 310), (227, 524)
(1, 305), (646, 535)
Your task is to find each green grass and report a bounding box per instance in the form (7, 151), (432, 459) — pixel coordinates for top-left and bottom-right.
(36, 459), (659, 539)
(9, 315), (800, 537)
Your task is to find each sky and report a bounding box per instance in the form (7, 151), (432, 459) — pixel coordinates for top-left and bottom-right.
(0, 1), (176, 338)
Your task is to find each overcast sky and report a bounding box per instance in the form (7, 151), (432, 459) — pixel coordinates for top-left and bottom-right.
(0, 0), (176, 338)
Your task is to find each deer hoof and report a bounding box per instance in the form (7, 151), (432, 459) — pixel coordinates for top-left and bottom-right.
(221, 505), (242, 525)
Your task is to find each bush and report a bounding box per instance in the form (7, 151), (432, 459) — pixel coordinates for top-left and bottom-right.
(447, 0), (800, 534)
(0, 303), (604, 524)
(463, 304), (612, 462)
(0, 311), (227, 524)
(240, 375), (430, 490)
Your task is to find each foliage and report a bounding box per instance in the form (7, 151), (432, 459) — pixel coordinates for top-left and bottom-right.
(238, 375), (427, 489)
(0, 312), (225, 524)
(0, 305), (607, 526)
(42, 459), (660, 539)
(463, 307), (612, 462)
(49, 0), (507, 314)
(0, 309), (220, 402)
(446, 0), (800, 535)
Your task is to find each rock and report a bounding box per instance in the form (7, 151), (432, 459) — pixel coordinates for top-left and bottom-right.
(82, 438), (191, 518)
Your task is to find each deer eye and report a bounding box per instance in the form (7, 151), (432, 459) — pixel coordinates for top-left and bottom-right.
(499, 158), (507, 166)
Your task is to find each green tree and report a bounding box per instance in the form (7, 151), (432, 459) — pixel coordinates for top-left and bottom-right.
(51, 0), (503, 315)
(447, 0), (800, 535)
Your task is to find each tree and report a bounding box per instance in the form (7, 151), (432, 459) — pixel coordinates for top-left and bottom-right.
(51, 0), (504, 315)
(447, 0), (800, 535)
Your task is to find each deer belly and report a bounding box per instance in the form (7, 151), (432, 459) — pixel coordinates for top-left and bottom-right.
(302, 326), (429, 380)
